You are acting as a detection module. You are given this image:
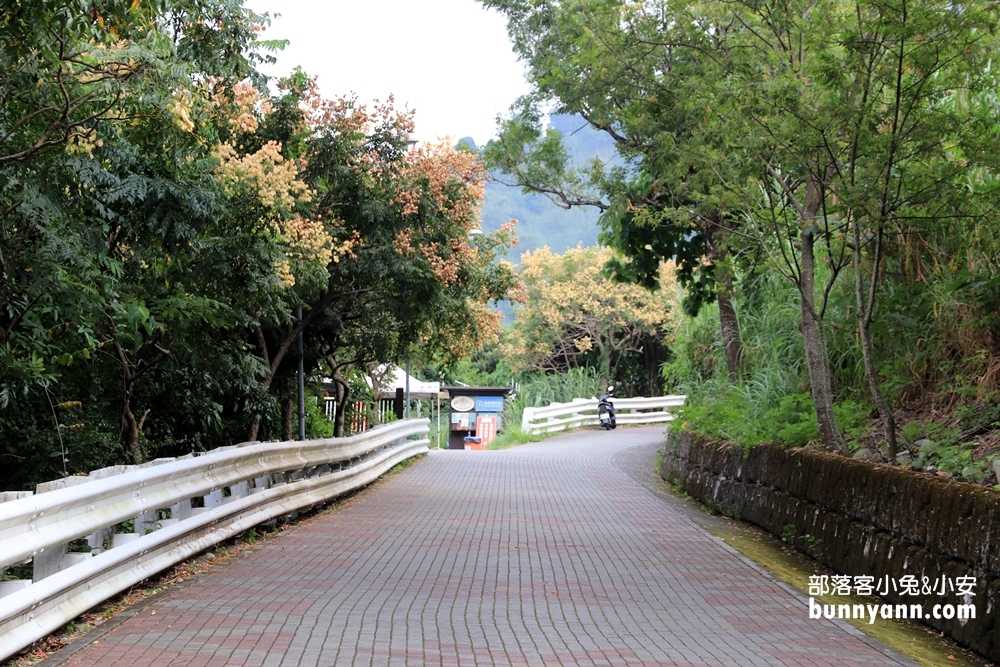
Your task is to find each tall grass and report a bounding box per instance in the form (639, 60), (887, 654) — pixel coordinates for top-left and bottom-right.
(666, 229), (1000, 458)
(663, 267), (887, 449)
(730, 274), (808, 419)
(502, 367), (605, 436)
(665, 270), (810, 433)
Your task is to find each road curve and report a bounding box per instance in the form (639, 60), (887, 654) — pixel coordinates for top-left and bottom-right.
(48, 427), (913, 667)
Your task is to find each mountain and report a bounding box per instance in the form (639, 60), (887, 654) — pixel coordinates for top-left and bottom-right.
(464, 114), (618, 261)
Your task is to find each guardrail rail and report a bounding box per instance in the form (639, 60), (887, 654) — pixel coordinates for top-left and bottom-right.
(0, 419), (429, 661)
(520, 395), (685, 434)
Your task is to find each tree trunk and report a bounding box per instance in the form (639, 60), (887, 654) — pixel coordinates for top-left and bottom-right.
(799, 228), (848, 453)
(113, 337), (143, 463)
(853, 221), (898, 459)
(595, 337), (612, 390)
(247, 418), (260, 442)
(704, 219), (743, 382)
(334, 388), (350, 437)
(247, 302), (325, 442)
(716, 269), (743, 381)
(365, 363), (389, 425)
(333, 376), (350, 438)
(122, 401), (142, 464)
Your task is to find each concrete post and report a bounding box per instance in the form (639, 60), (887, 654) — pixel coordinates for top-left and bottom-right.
(222, 481), (250, 504)
(135, 510), (158, 536)
(112, 533), (139, 548)
(31, 544), (67, 581)
(33, 476), (91, 581)
(250, 475), (270, 494)
(204, 489), (223, 508)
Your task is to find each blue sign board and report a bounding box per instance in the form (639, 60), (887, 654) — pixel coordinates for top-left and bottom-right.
(475, 396), (505, 413)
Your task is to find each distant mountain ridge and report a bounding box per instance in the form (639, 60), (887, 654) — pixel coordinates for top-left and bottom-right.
(462, 114), (616, 261)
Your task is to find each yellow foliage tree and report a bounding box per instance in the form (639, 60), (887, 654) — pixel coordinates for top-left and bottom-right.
(502, 245), (676, 392)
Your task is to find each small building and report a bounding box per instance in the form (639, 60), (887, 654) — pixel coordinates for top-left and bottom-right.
(442, 386), (512, 450)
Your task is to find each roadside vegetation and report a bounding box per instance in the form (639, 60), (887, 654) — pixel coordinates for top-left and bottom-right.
(441, 246), (677, 448)
(7, 0), (1000, 494)
(0, 2), (519, 490)
(478, 0), (1000, 485)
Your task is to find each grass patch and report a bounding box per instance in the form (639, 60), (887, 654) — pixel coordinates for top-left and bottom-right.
(486, 428), (547, 450)
(386, 454), (422, 475)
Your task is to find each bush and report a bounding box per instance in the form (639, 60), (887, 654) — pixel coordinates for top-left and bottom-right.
(673, 389), (872, 452)
(305, 393), (334, 439)
(766, 393), (818, 447)
(504, 367), (604, 433)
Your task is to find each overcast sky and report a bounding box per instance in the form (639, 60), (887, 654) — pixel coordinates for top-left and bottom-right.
(248, 0), (532, 146)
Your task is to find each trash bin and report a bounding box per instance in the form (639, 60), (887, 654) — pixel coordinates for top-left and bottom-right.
(463, 435), (484, 451)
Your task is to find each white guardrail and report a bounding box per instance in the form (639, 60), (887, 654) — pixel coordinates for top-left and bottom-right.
(0, 419), (429, 662)
(521, 395), (686, 434)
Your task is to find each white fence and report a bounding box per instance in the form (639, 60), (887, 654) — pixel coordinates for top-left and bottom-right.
(0, 419), (429, 662)
(520, 396), (686, 434)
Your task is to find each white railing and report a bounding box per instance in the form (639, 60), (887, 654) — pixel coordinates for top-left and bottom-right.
(520, 395), (686, 434)
(0, 419), (429, 662)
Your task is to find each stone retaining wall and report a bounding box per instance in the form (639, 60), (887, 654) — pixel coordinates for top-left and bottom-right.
(661, 430), (1000, 661)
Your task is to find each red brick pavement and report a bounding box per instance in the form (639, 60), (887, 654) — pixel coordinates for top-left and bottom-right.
(52, 427), (914, 666)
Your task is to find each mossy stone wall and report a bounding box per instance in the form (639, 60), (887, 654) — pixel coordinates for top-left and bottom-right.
(661, 431), (1000, 661)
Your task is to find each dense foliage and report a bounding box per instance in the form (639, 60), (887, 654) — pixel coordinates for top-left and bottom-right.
(0, 2), (518, 490)
(481, 0), (1000, 473)
(501, 245), (673, 396)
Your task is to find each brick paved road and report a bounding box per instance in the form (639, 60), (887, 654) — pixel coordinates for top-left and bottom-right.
(52, 427), (914, 666)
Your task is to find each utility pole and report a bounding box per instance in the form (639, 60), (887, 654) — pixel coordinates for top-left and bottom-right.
(296, 306), (305, 440)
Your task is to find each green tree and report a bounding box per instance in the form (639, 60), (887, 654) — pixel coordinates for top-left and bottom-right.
(830, 0), (1000, 458)
(0, 1), (281, 475)
(708, 0), (1000, 453)
(480, 0), (747, 382)
(240, 79), (520, 438)
(502, 245), (674, 394)
(484, 0), (1000, 454)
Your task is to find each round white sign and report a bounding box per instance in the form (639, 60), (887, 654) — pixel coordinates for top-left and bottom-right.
(450, 396), (475, 412)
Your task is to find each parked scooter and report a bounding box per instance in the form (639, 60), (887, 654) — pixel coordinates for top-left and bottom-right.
(597, 386), (617, 430)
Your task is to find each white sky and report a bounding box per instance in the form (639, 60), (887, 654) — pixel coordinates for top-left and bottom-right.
(248, 0), (532, 146)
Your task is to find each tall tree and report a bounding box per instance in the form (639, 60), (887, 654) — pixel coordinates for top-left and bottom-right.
(831, 0), (1000, 458)
(502, 245), (674, 393)
(485, 0), (1000, 453)
(234, 78), (520, 438)
(0, 0), (280, 469)
(481, 0), (747, 381)
(712, 0), (1000, 453)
